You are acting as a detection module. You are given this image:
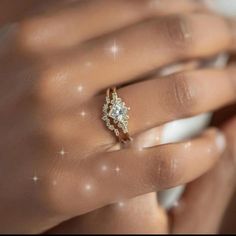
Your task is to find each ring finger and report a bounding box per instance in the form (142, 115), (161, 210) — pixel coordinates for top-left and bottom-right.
(83, 68), (235, 146)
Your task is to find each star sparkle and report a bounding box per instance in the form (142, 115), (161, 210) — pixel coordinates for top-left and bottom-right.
(58, 148), (68, 157)
(118, 201), (125, 207)
(184, 142), (192, 149)
(115, 166), (121, 173)
(101, 165), (108, 172)
(80, 110), (86, 117)
(106, 40), (122, 60)
(32, 175), (39, 183)
(85, 61), (92, 67)
(138, 147), (143, 152)
(85, 184), (92, 191)
(207, 147), (213, 154)
(77, 85), (84, 93)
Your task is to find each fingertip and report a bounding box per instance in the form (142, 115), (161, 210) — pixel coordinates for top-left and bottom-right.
(201, 128), (226, 154)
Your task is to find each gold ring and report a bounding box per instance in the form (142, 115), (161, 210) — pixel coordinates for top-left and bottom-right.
(102, 87), (132, 143)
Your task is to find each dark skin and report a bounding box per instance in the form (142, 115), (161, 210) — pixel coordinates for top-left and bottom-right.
(48, 106), (236, 235)
(0, 1), (235, 234)
(47, 83), (236, 235)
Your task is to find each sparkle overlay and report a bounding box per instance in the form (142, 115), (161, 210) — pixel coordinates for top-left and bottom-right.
(58, 148), (68, 157)
(106, 40), (121, 60)
(118, 201), (125, 207)
(80, 110), (86, 117)
(115, 166), (121, 173)
(101, 165), (108, 172)
(32, 175), (39, 183)
(77, 85), (84, 93)
(184, 142), (192, 149)
(85, 61), (92, 67)
(85, 184), (92, 191)
(102, 89), (130, 138)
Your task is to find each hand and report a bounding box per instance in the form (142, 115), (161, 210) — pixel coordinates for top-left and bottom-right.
(0, 0), (236, 233)
(49, 108), (236, 234)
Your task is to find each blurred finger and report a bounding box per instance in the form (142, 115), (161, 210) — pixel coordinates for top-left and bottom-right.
(18, 0), (204, 53)
(170, 151), (236, 234)
(170, 120), (236, 234)
(41, 13), (234, 108)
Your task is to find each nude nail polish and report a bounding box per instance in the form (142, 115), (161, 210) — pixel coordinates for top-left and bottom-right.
(215, 131), (226, 153)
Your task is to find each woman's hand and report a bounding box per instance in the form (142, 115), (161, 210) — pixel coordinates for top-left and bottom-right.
(0, 0), (236, 233)
(49, 107), (236, 234)
(49, 135), (236, 234)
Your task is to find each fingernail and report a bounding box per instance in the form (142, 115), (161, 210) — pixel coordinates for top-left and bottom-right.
(215, 131), (227, 153)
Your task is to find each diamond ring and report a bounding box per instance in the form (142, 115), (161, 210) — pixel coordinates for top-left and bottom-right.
(102, 87), (132, 143)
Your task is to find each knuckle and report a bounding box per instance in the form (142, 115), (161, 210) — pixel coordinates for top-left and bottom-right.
(170, 73), (196, 117)
(156, 153), (182, 189)
(163, 15), (192, 53)
(36, 64), (66, 106)
(147, 150), (181, 189)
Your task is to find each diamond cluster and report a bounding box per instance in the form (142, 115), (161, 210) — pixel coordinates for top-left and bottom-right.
(102, 91), (130, 137)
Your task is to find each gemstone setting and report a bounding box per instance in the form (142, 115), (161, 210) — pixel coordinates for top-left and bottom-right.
(102, 90), (130, 137)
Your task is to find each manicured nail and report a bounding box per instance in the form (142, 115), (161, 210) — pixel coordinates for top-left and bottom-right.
(215, 131), (226, 153)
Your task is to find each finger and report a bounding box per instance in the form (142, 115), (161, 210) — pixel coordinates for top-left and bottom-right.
(170, 124), (236, 233)
(85, 68), (236, 145)
(18, 0), (204, 53)
(40, 13), (234, 106)
(48, 193), (167, 234)
(45, 66), (235, 149)
(84, 13), (232, 92)
(170, 119), (236, 234)
(132, 126), (163, 148)
(114, 68), (236, 135)
(50, 128), (225, 215)
(47, 126), (166, 234)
